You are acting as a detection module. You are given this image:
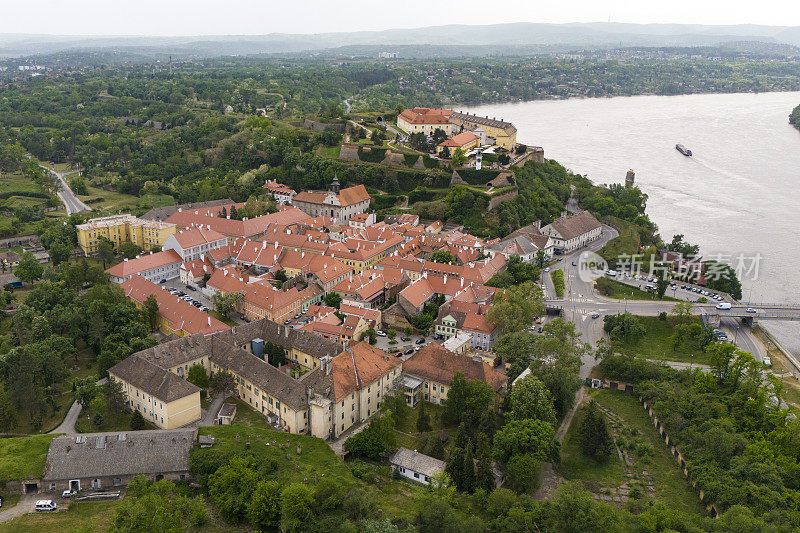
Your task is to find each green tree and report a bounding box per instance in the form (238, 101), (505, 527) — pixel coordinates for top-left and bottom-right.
(450, 148), (467, 168)
(344, 413), (396, 459)
(144, 294), (159, 331)
(49, 241), (71, 266)
(493, 419), (556, 463)
(212, 291), (242, 318)
(578, 401), (613, 462)
(387, 328), (397, 341)
(504, 453), (541, 494)
(248, 480), (282, 531)
(429, 250), (456, 264)
(97, 237), (116, 269)
(210, 371), (236, 395)
(462, 441), (476, 493)
(324, 292), (342, 308)
(14, 251), (43, 285)
(208, 456), (261, 523)
(442, 372), (495, 430)
(118, 241), (143, 260)
(487, 281), (544, 334)
(417, 398), (431, 431)
(281, 483), (314, 533)
(130, 409), (146, 430)
(508, 375), (557, 426)
(113, 477), (206, 532)
(475, 435), (495, 493)
(603, 312), (646, 343)
(187, 363), (209, 389)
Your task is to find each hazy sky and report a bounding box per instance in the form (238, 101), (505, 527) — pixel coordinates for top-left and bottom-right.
(3, 0), (799, 36)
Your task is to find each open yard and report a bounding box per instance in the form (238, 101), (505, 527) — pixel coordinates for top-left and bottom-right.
(560, 389), (706, 519)
(78, 185), (173, 214)
(0, 501), (118, 533)
(610, 315), (713, 365)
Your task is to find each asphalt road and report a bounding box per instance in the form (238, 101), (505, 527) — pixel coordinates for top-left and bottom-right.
(48, 168), (91, 215)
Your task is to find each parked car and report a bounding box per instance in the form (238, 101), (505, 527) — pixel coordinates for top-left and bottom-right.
(376, 330), (387, 337)
(35, 500), (58, 512)
(415, 338), (426, 344)
(186, 285), (196, 291)
(591, 312), (601, 319)
(62, 489), (74, 498)
(543, 267), (550, 273)
(404, 348), (414, 355)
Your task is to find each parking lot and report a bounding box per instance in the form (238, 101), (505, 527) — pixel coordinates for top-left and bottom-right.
(161, 278), (213, 312)
(607, 272), (730, 303)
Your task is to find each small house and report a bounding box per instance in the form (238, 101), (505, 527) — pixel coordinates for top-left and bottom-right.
(389, 447), (445, 485)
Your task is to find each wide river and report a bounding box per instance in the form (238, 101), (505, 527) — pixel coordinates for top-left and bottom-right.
(467, 92), (800, 355)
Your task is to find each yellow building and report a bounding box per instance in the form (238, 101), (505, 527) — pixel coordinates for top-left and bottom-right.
(76, 214), (176, 254)
(448, 112), (517, 150)
(108, 355), (202, 430)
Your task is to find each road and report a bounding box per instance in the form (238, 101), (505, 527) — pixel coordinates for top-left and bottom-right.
(44, 167), (91, 215)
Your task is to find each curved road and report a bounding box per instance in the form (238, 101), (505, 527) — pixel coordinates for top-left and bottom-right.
(42, 167), (91, 215)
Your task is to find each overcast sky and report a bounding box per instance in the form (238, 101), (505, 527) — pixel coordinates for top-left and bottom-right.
(3, 0), (798, 36)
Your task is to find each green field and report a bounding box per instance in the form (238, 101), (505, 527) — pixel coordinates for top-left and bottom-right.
(0, 172), (45, 196)
(611, 315), (712, 365)
(78, 185), (173, 213)
(595, 277), (678, 302)
(0, 434), (58, 484)
(589, 389), (707, 517)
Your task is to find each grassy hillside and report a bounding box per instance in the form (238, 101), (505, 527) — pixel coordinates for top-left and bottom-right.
(0, 434), (57, 485)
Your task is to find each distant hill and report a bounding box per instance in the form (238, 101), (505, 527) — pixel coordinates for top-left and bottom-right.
(2, 22), (800, 59)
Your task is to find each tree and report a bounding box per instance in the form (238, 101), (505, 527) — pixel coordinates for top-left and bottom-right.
(603, 312), (646, 343)
(113, 477), (206, 532)
(535, 249), (546, 268)
(212, 291), (242, 318)
(475, 435), (495, 493)
(187, 363), (209, 389)
(384, 392), (409, 427)
(324, 292), (342, 308)
(104, 379), (127, 413)
(69, 175), (88, 195)
(74, 377), (98, 407)
(667, 234), (699, 257)
(14, 251), (43, 285)
(387, 329), (397, 341)
(248, 480), (282, 531)
(49, 241), (71, 266)
(118, 241), (143, 260)
(439, 146), (451, 158)
(508, 375), (557, 427)
(450, 148), (467, 168)
(493, 419), (556, 463)
(417, 398), (431, 431)
(442, 372), (495, 430)
(210, 371), (236, 395)
(208, 456), (260, 523)
(281, 483), (314, 533)
(462, 441), (476, 493)
(655, 265), (670, 299)
(344, 413), (396, 459)
(670, 300), (693, 325)
(578, 401), (613, 462)
(487, 281), (544, 334)
(97, 237), (116, 269)
(130, 409), (146, 430)
(504, 453), (541, 494)
(429, 250), (456, 264)
(143, 294), (159, 331)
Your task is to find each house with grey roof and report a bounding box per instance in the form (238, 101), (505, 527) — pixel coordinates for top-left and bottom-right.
(41, 429), (196, 494)
(389, 447), (446, 485)
(540, 210), (602, 253)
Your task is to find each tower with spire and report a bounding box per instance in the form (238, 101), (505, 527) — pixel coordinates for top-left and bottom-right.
(331, 173), (340, 195)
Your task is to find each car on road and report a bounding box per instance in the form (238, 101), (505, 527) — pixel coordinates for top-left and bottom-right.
(404, 348), (414, 355)
(159, 279), (167, 284)
(200, 306), (209, 312)
(716, 302), (732, 310)
(393, 351), (403, 358)
(544, 267), (550, 273)
(746, 308), (758, 313)
(284, 319), (291, 325)
(591, 312), (601, 319)
(415, 338), (426, 344)
(178, 291), (186, 297)
(763, 356), (772, 367)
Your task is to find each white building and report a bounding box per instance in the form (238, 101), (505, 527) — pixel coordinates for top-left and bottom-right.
(163, 226), (228, 261)
(540, 211), (602, 254)
(389, 447), (446, 485)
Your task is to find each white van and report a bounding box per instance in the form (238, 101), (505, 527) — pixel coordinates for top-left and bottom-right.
(35, 500), (57, 512)
(716, 302), (732, 310)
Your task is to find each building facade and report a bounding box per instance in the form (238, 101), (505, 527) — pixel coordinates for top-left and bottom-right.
(76, 214), (175, 255)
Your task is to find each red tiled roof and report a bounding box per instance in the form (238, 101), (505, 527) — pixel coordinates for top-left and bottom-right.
(106, 250), (182, 278)
(438, 131), (479, 148)
(120, 276), (229, 336)
(403, 344), (506, 392)
(173, 226), (227, 248)
(330, 342), (401, 400)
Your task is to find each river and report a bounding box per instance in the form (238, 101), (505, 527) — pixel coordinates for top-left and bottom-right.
(466, 92), (800, 355)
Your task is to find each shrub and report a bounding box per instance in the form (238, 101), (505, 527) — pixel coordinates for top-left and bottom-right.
(551, 269), (565, 297)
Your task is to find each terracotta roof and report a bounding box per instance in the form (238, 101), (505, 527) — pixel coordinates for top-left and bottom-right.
(173, 226), (227, 248)
(330, 342), (401, 400)
(339, 303), (381, 325)
(338, 184), (371, 207)
(439, 131), (479, 148)
(462, 313), (497, 335)
(206, 267), (247, 295)
(400, 277), (435, 309)
(165, 206), (310, 239)
(106, 250), (182, 279)
(399, 107), (453, 125)
(120, 276), (229, 336)
(403, 344), (507, 392)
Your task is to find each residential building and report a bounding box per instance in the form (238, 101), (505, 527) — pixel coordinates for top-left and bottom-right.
(397, 107), (455, 136)
(140, 199), (237, 222)
(291, 179), (371, 224)
(263, 180), (296, 205)
(449, 112), (518, 150)
(108, 355), (202, 429)
(106, 250), (183, 284)
(76, 214), (176, 254)
(540, 211), (602, 253)
(164, 206), (310, 241)
(436, 131), (479, 155)
(389, 447), (445, 485)
(162, 226), (228, 261)
(348, 212), (376, 230)
(402, 344), (507, 405)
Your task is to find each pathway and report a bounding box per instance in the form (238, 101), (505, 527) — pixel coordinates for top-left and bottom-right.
(48, 378), (106, 435)
(199, 394), (227, 426)
(0, 494), (39, 524)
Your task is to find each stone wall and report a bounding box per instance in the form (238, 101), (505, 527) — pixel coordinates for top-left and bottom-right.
(487, 188), (519, 211)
